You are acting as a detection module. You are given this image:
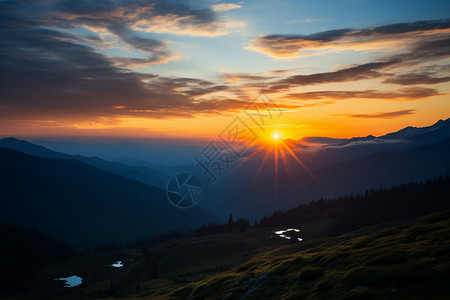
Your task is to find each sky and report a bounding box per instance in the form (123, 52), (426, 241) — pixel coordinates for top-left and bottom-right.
(0, 0), (449, 141)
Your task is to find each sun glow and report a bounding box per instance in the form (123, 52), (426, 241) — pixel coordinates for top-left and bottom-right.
(244, 131), (331, 205)
(269, 131), (283, 143)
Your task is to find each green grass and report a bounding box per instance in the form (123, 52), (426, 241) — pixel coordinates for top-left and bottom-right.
(11, 210), (450, 299)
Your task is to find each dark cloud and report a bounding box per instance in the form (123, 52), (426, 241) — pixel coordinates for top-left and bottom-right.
(0, 0), (225, 66)
(261, 36), (450, 93)
(286, 87), (439, 101)
(358, 19), (450, 35)
(383, 74), (450, 85)
(0, 0), (448, 125)
(0, 0), (253, 122)
(55, 0), (118, 15)
(107, 25), (174, 67)
(223, 73), (275, 83)
(52, 0), (222, 36)
(276, 61), (392, 86)
(248, 19), (450, 58)
(345, 110), (416, 119)
(182, 85), (229, 97)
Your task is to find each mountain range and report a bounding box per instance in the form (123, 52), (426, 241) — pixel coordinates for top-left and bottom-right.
(202, 118), (450, 218)
(0, 147), (217, 248)
(0, 118), (449, 247)
(0, 137), (168, 188)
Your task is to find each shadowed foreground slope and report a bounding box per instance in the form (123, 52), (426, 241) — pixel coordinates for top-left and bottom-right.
(10, 210), (450, 300)
(173, 210), (450, 300)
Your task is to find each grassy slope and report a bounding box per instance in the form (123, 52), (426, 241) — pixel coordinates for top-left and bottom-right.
(12, 211), (450, 300)
(175, 211), (450, 300)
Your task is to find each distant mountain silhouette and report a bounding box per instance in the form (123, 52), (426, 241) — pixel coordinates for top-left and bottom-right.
(0, 147), (217, 248)
(206, 137), (450, 219)
(1, 118), (449, 244)
(279, 118), (450, 173)
(380, 118), (450, 141)
(33, 138), (203, 166)
(202, 119), (450, 217)
(299, 136), (349, 145)
(335, 117), (450, 146)
(0, 137), (167, 188)
(296, 118), (450, 147)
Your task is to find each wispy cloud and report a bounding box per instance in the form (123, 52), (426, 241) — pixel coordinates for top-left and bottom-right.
(261, 36), (450, 94)
(261, 61), (394, 93)
(286, 87), (439, 101)
(344, 109), (416, 119)
(222, 73), (275, 83)
(246, 19), (450, 58)
(212, 3), (242, 12)
(287, 18), (328, 23)
(107, 25), (178, 67)
(53, 0), (229, 37)
(383, 74), (450, 85)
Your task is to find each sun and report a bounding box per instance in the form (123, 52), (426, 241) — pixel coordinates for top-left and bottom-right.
(263, 131), (283, 144)
(268, 131), (283, 143)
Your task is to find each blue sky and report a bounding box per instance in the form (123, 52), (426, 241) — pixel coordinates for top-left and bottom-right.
(131, 0), (450, 78)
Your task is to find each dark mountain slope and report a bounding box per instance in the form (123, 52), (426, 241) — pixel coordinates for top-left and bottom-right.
(0, 147), (216, 248)
(0, 222), (76, 293)
(0, 137), (166, 187)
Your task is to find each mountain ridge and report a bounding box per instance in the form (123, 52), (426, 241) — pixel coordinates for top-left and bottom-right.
(0, 137), (167, 188)
(296, 117), (450, 146)
(0, 147), (218, 248)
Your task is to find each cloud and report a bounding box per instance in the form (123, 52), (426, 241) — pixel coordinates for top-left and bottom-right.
(344, 109), (416, 119)
(287, 18), (328, 23)
(0, 29), (296, 123)
(246, 19), (450, 58)
(383, 74), (450, 85)
(221, 69), (299, 84)
(130, 14), (227, 37)
(0, 1), (274, 122)
(0, 0), (233, 73)
(51, 0), (233, 37)
(261, 61), (394, 93)
(260, 36), (450, 93)
(285, 87), (439, 101)
(212, 3), (242, 12)
(0, 1), (447, 127)
(107, 25), (177, 67)
(223, 73), (275, 83)
(3, 0), (236, 72)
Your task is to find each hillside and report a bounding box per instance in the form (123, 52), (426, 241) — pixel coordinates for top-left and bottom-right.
(0, 137), (167, 188)
(9, 210), (450, 299)
(0, 222), (77, 293)
(172, 210), (450, 300)
(0, 147), (217, 248)
(5, 176), (450, 299)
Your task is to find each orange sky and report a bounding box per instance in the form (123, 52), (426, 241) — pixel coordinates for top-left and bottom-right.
(0, 0), (449, 141)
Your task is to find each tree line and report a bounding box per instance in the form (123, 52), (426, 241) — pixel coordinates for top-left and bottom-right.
(127, 175), (450, 248)
(128, 214), (251, 248)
